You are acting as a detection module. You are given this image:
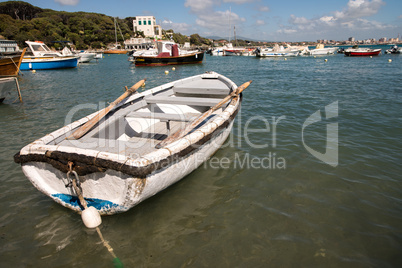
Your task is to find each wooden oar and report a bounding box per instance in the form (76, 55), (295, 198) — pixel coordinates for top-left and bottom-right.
(16, 48), (26, 76)
(155, 80), (252, 149)
(68, 78), (146, 140)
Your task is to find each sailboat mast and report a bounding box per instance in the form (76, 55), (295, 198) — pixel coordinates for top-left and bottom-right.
(228, 7), (231, 43)
(114, 18), (118, 46)
(234, 25), (237, 46)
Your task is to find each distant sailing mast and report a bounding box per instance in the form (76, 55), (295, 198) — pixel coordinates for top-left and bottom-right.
(228, 7), (231, 43)
(104, 17), (127, 54)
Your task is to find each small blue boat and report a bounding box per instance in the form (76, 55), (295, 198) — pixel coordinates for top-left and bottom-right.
(20, 57), (78, 70)
(20, 41), (79, 70)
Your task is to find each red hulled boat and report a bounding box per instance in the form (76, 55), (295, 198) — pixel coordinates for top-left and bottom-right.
(344, 47), (381, 57)
(133, 41), (204, 66)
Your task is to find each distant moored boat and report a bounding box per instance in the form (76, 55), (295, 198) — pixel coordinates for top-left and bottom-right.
(344, 46), (382, 56)
(20, 41), (78, 70)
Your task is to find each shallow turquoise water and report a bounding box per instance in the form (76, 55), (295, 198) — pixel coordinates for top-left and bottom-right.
(1, 48), (401, 267)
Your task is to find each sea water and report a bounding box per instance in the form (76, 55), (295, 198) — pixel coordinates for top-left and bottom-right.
(1, 47), (401, 267)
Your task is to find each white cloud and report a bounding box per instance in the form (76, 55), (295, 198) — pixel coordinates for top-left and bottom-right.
(277, 29), (297, 34)
(334, 0), (385, 20)
(223, 0), (256, 3)
(289, 15), (310, 25)
(184, 0), (215, 13)
(161, 20), (191, 33)
(256, 20), (265, 26)
(55, 0), (79, 6)
(276, 0), (391, 40)
(258, 6), (270, 12)
(195, 10), (245, 30)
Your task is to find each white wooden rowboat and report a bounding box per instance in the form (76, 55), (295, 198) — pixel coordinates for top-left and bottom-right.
(15, 72), (248, 215)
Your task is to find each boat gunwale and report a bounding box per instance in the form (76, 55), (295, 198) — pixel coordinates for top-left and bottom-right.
(14, 73), (241, 178)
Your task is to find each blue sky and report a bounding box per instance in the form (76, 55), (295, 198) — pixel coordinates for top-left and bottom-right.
(5, 0), (402, 41)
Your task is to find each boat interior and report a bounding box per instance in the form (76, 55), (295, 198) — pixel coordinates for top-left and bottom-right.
(55, 75), (235, 158)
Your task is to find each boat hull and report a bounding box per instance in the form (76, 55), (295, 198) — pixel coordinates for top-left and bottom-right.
(224, 49), (246, 56)
(104, 50), (127, 54)
(20, 57), (78, 70)
(20, 120), (234, 214)
(0, 49), (26, 77)
(78, 53), (96, 63)
(344, 49), (381, 57)
(257, 51), (299, 57)
(15, 72), (241, 215)
(134, 52), (204, 66)
(309, 47), (338, 55)
(385, 48), (402, 54)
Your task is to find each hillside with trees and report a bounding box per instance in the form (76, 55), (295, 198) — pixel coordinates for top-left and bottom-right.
(0, 1), (213, 50)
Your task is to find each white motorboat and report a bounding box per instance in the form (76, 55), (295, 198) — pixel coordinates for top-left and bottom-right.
(302, 44), (339, 55)
(256, 44), (299, 57)
(61, 47), (96, 63)
(385, 45), (402, 54)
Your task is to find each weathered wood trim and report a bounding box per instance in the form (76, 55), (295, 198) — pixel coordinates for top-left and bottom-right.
(14, 96), (241, 178)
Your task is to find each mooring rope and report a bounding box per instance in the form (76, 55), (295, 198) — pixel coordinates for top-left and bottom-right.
(10, 58), (23, 76)
(67, 162), (124, 267)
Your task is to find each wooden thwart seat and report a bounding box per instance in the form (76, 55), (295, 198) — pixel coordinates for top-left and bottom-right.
(173, 87), (230, 96)
(144, 95), (223, 106)
(126, 111), (198, 135)
(125, 111), (196, 122)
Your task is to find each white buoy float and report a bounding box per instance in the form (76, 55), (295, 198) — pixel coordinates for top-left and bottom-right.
(284, 58), (287, 61)
(68, 169), (102, 228)
(82, 206), (102, 228)
(388, 59), (392, 62)
(324, 59), (328, 62)
(172, 67), (176, 71)
(165, 70), (169, 75)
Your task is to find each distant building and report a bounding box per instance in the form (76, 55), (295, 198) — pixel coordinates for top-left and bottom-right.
(0, 39), (19, 54)
(348, 37), (355, 42)
(379, 37), (387, 43)
(124, 37), (153, 50)
(132, 16), (162, 39)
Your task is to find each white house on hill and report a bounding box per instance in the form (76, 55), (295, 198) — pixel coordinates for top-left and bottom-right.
(133, 16), (162, 39)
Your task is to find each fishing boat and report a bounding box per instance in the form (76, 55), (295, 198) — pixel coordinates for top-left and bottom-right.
(14, 72), (251, 216)
(224, 48), (248, 56)
(61, 47), (96, 63)
(256, 45), (299, 57)
(0, 48), (26, 77)
(133, 41), (204, 66)
(344, 46), (381, 56)
(302, 44), (338, 56)
(94, 52), (103, 59)
(207, 45), (228, 56)
(104, 48), (127, 54)
(20, 41), (78, 70)
(384, 45), (402, 54)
